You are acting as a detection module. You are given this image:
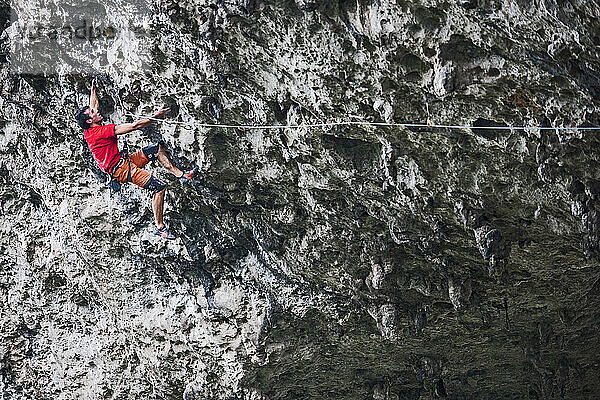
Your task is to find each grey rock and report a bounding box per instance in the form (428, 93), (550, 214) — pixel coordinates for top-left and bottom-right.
(2, 0), (600, 398)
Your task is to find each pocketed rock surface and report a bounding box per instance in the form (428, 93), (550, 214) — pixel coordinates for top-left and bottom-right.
(1, 0), (600, 399)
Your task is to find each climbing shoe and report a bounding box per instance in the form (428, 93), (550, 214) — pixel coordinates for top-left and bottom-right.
(180, 166), (198, 185)
(154, 226), (175, 240)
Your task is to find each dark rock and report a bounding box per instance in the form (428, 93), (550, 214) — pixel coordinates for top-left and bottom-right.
(459, 0), (478, 9)
(474, 225), (510, 277)
(471, 118), (508, 140)
(586, 179), (600, 196)
(294, 0), (318, 11)
(581, 210), (600, 258)
(566, 180), (585, 196)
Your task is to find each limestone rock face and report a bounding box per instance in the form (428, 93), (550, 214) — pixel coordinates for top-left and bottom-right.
(2, 0), (600, 398)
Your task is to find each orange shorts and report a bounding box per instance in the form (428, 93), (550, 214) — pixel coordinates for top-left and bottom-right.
(111, 149), (152, 189)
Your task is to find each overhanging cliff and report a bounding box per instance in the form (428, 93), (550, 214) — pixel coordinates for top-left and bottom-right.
(1, 1), (600, 398)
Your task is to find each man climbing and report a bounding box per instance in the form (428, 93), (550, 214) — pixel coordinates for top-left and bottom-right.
(75, 79), (196, 240)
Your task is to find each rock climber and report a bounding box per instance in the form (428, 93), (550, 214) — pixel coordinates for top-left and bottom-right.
(75, 79), (196, 240)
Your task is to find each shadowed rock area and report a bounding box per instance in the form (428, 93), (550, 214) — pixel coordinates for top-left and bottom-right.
(1, 0), (600, 399)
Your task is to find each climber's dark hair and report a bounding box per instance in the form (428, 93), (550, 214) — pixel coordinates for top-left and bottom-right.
(75, 106), (91, 130)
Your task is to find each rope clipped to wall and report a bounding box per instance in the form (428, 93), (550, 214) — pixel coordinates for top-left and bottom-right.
(125, 113), (600, 132)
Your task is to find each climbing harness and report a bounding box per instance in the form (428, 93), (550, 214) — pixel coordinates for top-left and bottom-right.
(124, 113), (600, 132)
(107, 136), (132, 193)
(107, 174), (121, 193)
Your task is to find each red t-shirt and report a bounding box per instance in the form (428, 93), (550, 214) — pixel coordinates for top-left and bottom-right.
(84, 124), (120, 173)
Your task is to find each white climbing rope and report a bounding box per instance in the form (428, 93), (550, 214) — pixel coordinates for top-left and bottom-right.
(125, 113), (600, 131)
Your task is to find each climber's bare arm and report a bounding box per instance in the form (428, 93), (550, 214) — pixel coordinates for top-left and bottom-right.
(89, 79), (99, 111)
(114, 108), (170, 135)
